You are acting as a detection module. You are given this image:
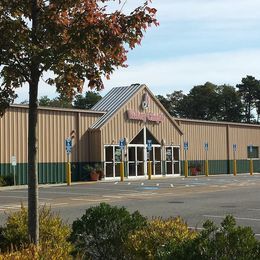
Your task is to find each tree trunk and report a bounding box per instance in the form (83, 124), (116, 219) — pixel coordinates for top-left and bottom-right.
(28, 0), (40, 245)
(28, 80), (39, 244)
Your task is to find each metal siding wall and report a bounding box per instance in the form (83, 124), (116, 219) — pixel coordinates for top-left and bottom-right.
(0, 108), (28, 164)
(38, 110), (76, 163)
(88, 130), (101, 162)
(179, 121), (227, 160)
(229, 125), (260, 159)
(100, 88), (182, 156)
(0, 106), (102, 184)
(78, 113), (101, 162)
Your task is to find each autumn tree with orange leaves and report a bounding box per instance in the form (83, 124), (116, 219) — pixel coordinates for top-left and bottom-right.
(0, 0), (158, 244)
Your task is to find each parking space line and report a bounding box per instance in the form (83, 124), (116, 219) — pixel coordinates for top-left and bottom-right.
(71, 198), (110, 202)
(124, 192), (156, 197)
(0, 204), (21, 210)
(203, 215), (260, 222)
(0, 195), (53, 200)
(51, 203), (69, 206)
(103, 195), (123, 199)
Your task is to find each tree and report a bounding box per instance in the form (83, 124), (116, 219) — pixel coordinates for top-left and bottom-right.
(156, 94), (171, 113)
(73, 91), (102, 109)
(178, 82), (219, 120)
(156, 91), (185, 117)
(166, 90), (185, 117)
(0, 0), (158, 244)
(236, 75), (260, 123)
(216, 84), (243, 122)
(38, 95), (72, 108)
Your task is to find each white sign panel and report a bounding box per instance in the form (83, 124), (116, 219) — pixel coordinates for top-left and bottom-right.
(11, 156), (17, 166)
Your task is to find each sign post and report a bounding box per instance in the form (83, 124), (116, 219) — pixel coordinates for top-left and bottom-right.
(11, 156), (17, 186)
(204, 142), (209, 177)
(249, 145), (253, 176)
(233, 144), (237, 176)
(184, 142), (188, 178)
(119, 139), (125, 181)
(147, 140), (152, 180)
(65, 138), (72, 185)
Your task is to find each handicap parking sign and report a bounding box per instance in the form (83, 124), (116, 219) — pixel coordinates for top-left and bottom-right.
(147, 139), (152, 151)
(65, 138), (72, 154)
(119, 139), (125, 150)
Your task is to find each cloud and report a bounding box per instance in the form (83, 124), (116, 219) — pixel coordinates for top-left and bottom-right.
(13, 1), (260, 102)
(154, 0), (260, 22)
(101, 48), (260, 95)
(15, 48), (260, 101)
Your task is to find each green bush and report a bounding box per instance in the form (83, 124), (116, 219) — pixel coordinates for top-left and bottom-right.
(127, 216), (197, 259)
(0, 175), (13, 186)
(0, 204), (72, 258)
(0, 176), (5, 186)
(198, 215), (260, 260)
(167, 215), (260, 260)
(70, 202), (147, 259)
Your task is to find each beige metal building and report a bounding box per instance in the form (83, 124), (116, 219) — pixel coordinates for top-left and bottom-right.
(0, 84), (259, 184)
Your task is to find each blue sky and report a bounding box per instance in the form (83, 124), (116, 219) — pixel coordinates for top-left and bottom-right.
(16, 0), (260, 101)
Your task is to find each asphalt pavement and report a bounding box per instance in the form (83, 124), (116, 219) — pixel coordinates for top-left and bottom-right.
(0, 174), (260, 237)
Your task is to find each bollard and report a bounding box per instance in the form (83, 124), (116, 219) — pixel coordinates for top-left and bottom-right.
(66, 162), (71, 186)
(205, 160), (209, 177)
(250, 159), (253, 176)
(148, 161), (152, 180)
(184, 160), (188, 178)
(233, 159), (237, 176)
(120, 161), (124, 181)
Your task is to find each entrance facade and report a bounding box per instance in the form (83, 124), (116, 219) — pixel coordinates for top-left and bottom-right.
(104, 127), (180, 179)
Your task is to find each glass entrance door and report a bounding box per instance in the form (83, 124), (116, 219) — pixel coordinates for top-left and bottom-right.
(128, 146), (136, 177)
(165, 146), (173, 175)
(104, 145), (122, 178)
(153, 146), (161, 175)
(165, 146), (180, 176)
(137, 146), (144, 176)
(127, 145), (145, 177)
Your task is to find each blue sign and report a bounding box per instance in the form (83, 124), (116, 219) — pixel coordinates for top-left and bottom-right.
(184, 141), (189, 151)
(204, 142), (209, 151)
(233, 144), (237, 152)
(147, 139), (152, 151)
(119, 139), (125, 150)
(65, 138), (72, 154)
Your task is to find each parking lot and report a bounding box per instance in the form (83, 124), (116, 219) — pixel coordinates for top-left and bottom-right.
(0, 174), (260, 237)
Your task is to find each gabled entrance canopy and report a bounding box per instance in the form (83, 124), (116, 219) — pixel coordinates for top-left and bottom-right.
(130, 128), (160, 145)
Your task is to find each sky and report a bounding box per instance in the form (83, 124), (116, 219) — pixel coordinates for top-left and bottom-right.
(15, 0), (260, 102)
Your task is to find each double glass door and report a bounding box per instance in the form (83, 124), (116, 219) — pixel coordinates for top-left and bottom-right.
(128, 145), (144, 177)
(165, 146), (180, 175)
(104, 144), (180, 178)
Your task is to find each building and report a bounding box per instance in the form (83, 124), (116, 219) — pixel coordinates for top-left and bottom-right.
(0, 84), (259, 185)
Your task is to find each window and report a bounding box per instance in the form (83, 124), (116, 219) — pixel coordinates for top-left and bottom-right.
(247, 146), (259, 159)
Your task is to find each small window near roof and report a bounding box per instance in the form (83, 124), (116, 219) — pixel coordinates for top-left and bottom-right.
(247, 146), (259, 159)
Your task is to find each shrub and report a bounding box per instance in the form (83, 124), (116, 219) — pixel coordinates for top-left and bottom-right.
(70, 202), (147, 259)
(0, 175), (13, 186)
(198, 215), (260, 260)
(126, 216), (197, 259)
(0, 176), (5, 186)
(171, 215), (260, 260)
(0, 204), (72, 258)
(0, 242), (72, 259)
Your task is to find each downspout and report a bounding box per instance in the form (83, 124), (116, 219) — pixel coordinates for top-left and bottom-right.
(226, 124), (231, 174)
(76, 112), (81, 179)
